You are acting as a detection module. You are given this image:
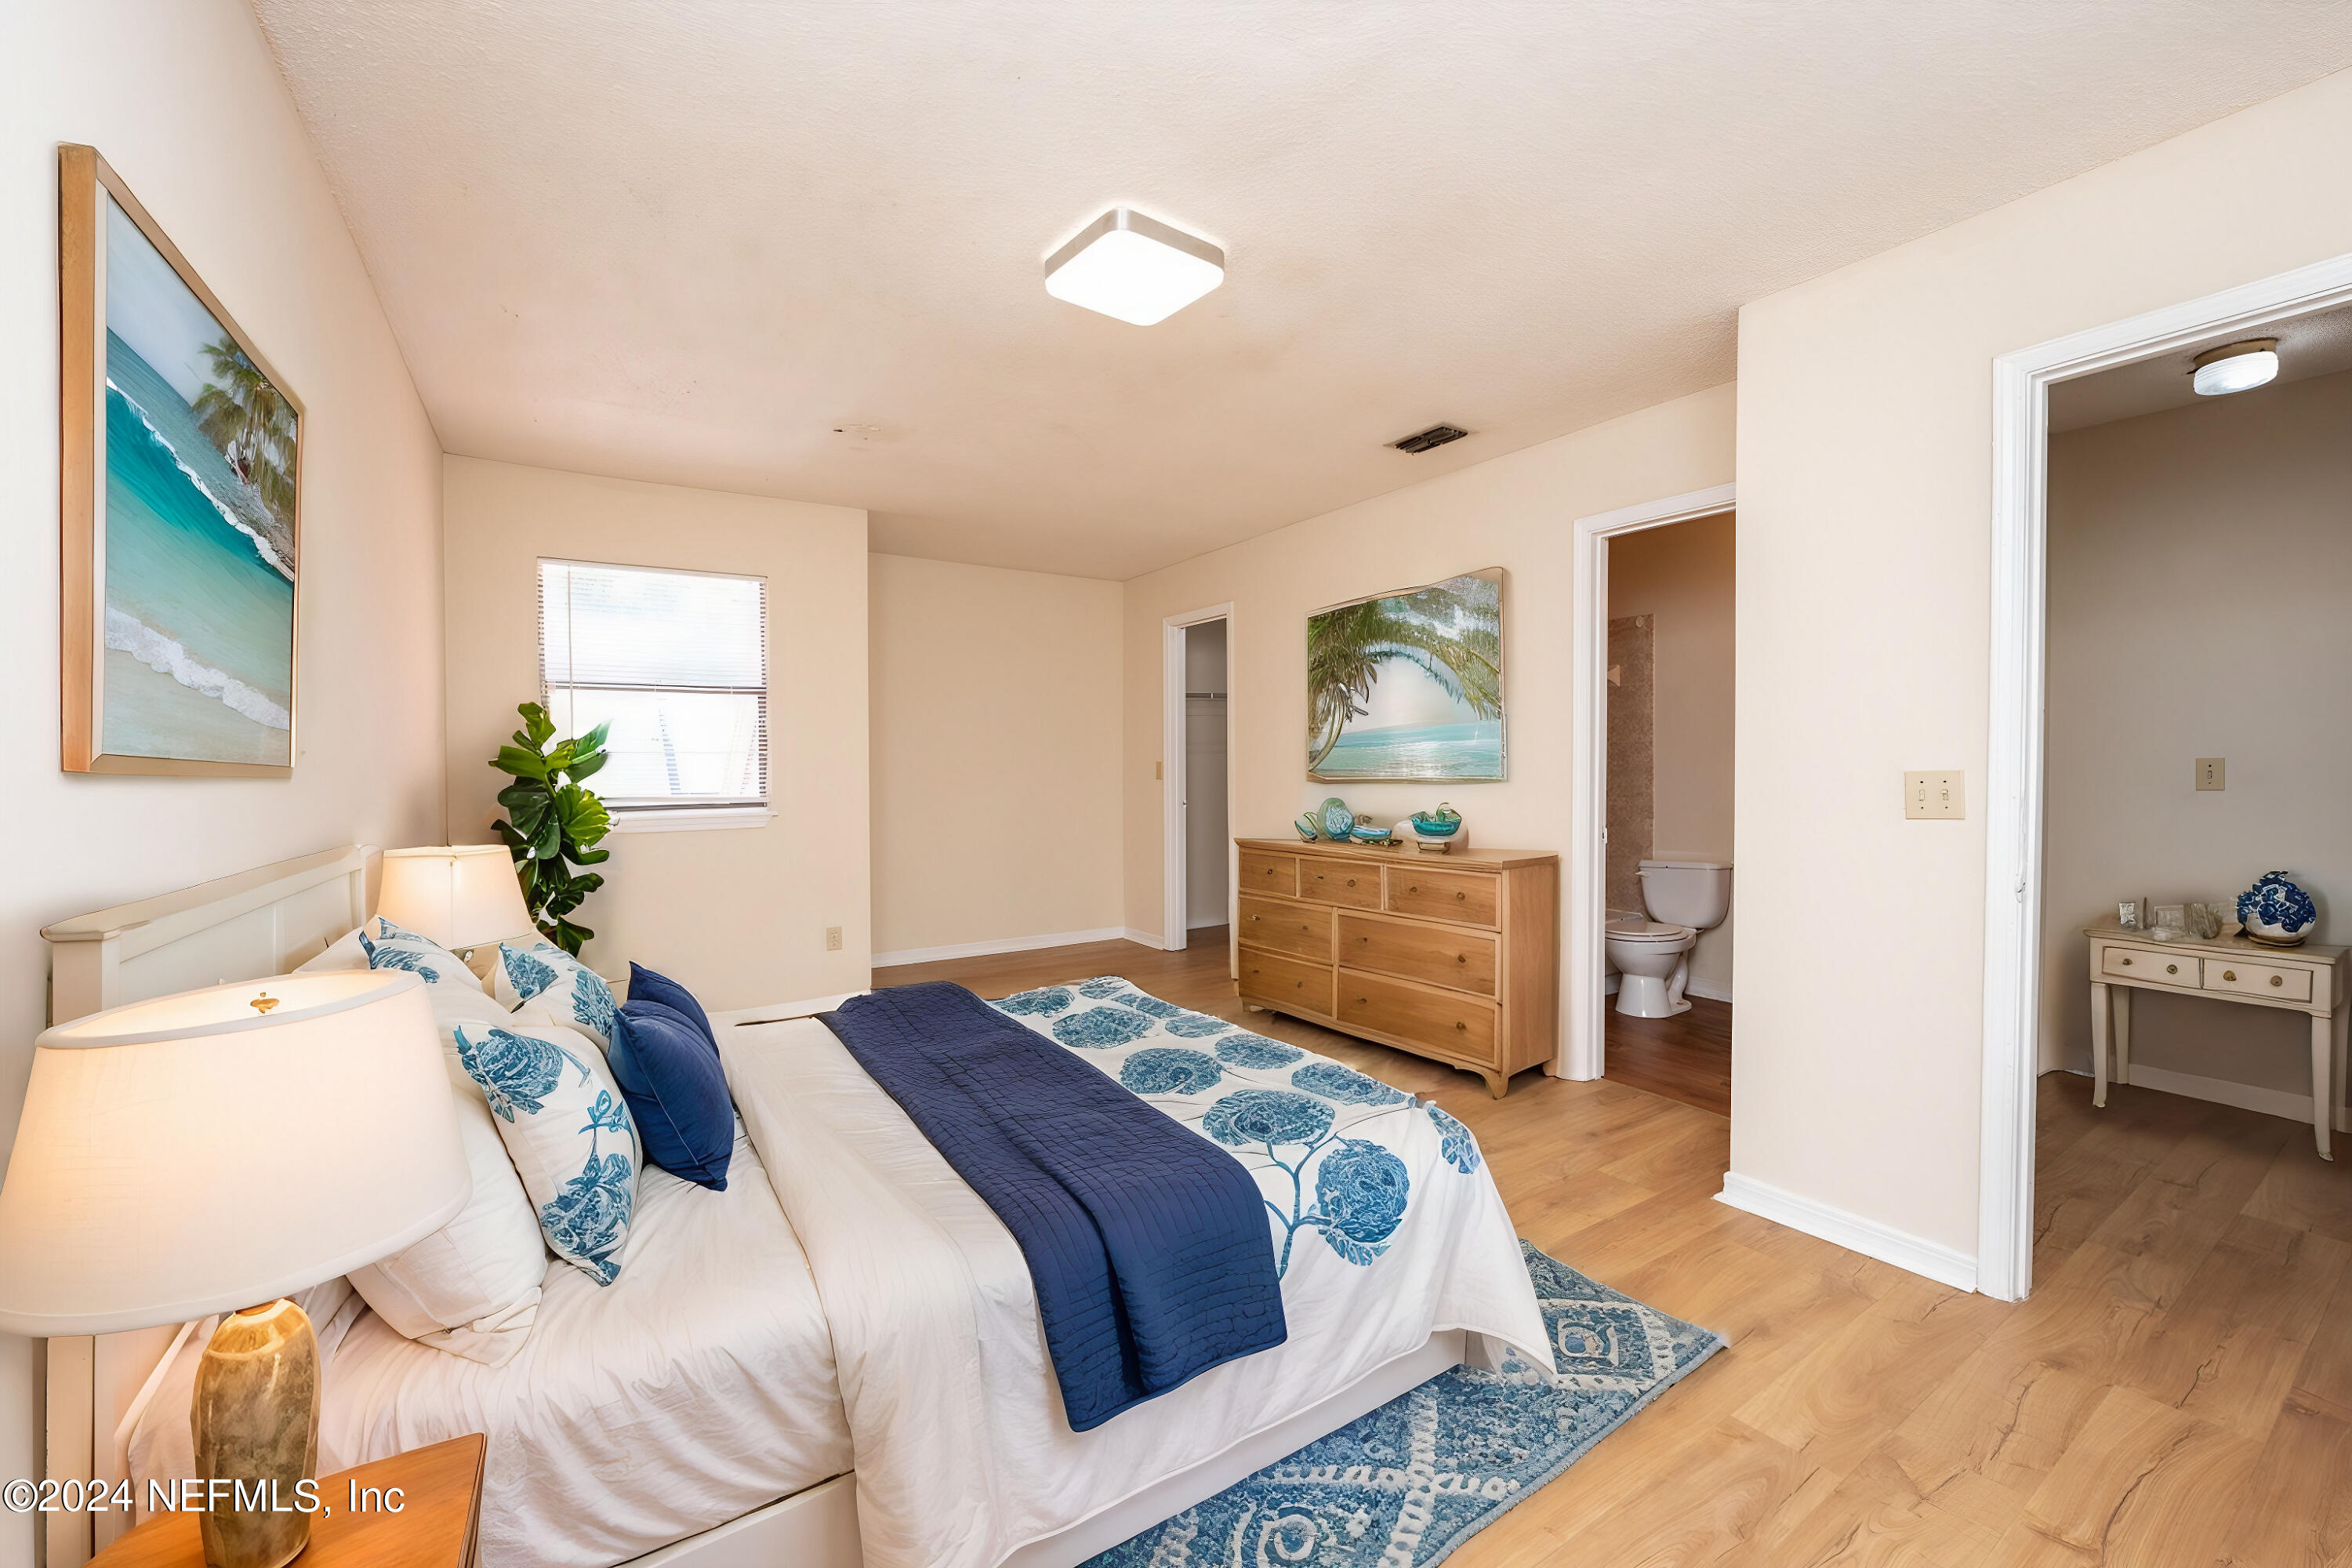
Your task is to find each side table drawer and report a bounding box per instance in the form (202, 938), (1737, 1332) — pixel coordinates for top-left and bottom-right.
(2100, 946), (2199, 989)
(2206, 956), (2314, 1004)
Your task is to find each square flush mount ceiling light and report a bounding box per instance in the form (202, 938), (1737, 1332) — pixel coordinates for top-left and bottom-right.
(1044, 208), (1225, 325)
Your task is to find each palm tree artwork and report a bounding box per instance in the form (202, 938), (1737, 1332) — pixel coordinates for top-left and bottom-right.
(1307, 571), (1504, 780)
(193, 335), (299, 532)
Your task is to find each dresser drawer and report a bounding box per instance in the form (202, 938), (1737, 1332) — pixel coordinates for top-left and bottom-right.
(1239, 895), (1333, 960)
(1337, 971), (1497, 1062)
(1240, 950), (1334, 1014)
(1240, 851), (1298, 898)
(1298, 859), (1383, 909)
(1337, 913), (1497, 996)
(2101, 946), (2199, 989)
(1386, 866), (1500, 927)
(2205, 956), (2314, 1004)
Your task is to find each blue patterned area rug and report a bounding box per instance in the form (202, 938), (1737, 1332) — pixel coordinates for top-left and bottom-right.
(1083, 1240), (1723, 1567)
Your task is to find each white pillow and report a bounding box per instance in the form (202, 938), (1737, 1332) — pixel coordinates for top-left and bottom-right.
(492, 939), (620, 1047)
(344, 1067), (546, 1365)
(359, 916), (485, 991)
(451, 1018), (638, 1285)
(292, 925), (369, 974)
(339, 980), (551, 1364)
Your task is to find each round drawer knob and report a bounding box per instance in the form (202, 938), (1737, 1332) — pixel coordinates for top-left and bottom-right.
(2121, 956), (2133, 966)
(2224, 970), (2238, 982)
(1356, 996), (1368, 1005)
(1346, 878), (1357, 887)
(1456, 953), (1467, 964)
(2272, 975), (2285, 987)
(2166, 964), (2178, 975)
(1250, 914), (1261, 922)
(1407, 885), (1418, 893)
(1454, 1021), (1466, 1031)
(1454, 891), (1466, 901)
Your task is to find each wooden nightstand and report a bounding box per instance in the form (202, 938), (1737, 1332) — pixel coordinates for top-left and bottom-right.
(91, 1434), (485, 1568)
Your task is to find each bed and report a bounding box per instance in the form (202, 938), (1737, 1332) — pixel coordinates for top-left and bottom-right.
(42, 845), (1549, 1568)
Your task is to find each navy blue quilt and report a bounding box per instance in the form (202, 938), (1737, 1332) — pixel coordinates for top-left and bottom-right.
(821, 982), (1287, 1430)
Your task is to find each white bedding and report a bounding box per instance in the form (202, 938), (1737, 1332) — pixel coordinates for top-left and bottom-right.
(720, 1012), (1549, 1568)
(132, 1122), (851, 1568)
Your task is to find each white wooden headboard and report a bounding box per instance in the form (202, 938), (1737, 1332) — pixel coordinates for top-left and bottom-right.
(36, 844), (373, 1567)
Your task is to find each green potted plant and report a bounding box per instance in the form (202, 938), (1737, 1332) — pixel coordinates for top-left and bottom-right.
(488, 702), (612, 956)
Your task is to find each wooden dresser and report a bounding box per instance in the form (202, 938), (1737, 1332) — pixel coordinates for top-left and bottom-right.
(1233, 837), (1559, 1097)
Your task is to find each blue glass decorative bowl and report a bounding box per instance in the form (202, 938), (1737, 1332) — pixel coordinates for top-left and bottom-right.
(1350, 823), (1394, 844)
(1318, 797), (1356, 841)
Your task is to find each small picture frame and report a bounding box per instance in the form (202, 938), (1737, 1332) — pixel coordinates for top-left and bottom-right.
(2117, 899), (2143, 931)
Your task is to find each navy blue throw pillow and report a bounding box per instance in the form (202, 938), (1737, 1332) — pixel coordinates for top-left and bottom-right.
(608, 1000), (732, 1189)
(628, 963), (717, 1053)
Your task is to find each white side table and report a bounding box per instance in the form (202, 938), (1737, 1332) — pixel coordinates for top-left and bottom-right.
(2085, 925), (2350, 1160)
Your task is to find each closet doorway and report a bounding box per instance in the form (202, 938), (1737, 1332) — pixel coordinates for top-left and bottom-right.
(1160, 603), (1236, 953)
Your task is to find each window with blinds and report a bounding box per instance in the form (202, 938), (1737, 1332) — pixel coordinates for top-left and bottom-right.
(539, 559), (768, 811)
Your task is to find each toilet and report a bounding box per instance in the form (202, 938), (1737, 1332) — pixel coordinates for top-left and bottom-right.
(1605, 858), (1732, 1018)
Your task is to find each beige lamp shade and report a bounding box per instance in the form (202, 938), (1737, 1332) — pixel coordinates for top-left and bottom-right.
(376, 844), (537, 950)
(0, 971), (468, 1337)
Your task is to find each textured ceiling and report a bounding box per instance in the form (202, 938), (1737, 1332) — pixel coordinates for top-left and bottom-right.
(2049, 300), (2352, 432)
(250, 2), (2352, 579)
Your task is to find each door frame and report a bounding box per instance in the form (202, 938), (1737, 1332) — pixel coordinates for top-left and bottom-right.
(1976, 250), (2352, 1302)
(1563, 483), (1737, 1080)
(1163, 602), (1236, 952)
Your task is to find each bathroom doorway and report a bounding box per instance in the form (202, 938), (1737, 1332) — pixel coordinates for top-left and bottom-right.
(1597, 512), (1736, 1116)
(1571, 479), (1740, 1091)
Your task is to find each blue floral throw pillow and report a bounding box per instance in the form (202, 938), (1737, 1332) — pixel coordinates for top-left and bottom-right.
(452, 1018), (638, 1285)
(358, 917), (480, 989)
(492, 939), (620, 1048)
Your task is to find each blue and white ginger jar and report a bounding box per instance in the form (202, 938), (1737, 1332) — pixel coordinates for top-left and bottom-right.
(2238, 871), (2317, 946)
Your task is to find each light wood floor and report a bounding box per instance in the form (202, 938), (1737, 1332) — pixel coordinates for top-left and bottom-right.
(877, 931), (2352, 1566)
(1606, 993), (1733, 1116)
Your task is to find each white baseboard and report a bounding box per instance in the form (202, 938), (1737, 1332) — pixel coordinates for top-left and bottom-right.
(1686, 978), (1734, 1004)
(2061, 1063), (2347, 1131)
(872, 927), (1130, 967)
(1716, 1171), (1977, 1293)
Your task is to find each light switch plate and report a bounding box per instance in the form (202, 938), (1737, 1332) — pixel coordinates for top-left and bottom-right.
(1904, 771), (1965, 819)
(2196, 757), (2226, 791)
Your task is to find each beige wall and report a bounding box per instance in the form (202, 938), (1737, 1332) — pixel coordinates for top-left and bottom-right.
(1607, 511), (1737, 998)
(2042, 368), (2352, 1106)
(1121, 384), (1738, 982)
(1733, 67), (2352, 1259)
(0, 0), (447, 1552)
(443, 457), (869, 1007)
(869, 554), (1125, 957)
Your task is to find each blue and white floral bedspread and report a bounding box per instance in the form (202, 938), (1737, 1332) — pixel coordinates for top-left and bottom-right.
(720, 979), (1552, 1568)
(993, 977), (1491, 1278)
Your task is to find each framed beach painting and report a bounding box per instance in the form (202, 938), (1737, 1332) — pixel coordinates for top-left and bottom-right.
(1307, 568), (1504, 782)
(59, 144), (301, 776)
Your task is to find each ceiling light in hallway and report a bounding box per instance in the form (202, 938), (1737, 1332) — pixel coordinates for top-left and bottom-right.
(1043, 208), (1225, 326)
(2190, 338), (2279, 396)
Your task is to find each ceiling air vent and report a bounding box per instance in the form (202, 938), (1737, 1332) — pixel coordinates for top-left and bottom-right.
(1391, 424), (1469, 454)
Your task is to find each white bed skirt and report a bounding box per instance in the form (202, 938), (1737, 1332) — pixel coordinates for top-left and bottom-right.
(625, 1330), (1482, 1568)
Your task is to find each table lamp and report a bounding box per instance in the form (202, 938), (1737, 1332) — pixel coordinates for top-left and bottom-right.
(374, 844), (538, 956)
(0, 971), (468, 1568)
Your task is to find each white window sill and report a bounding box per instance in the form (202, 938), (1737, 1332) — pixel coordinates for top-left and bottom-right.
(607, 807), (776, 835)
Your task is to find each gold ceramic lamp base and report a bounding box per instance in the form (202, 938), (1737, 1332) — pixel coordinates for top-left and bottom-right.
(192, 1299), (321, 1568)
